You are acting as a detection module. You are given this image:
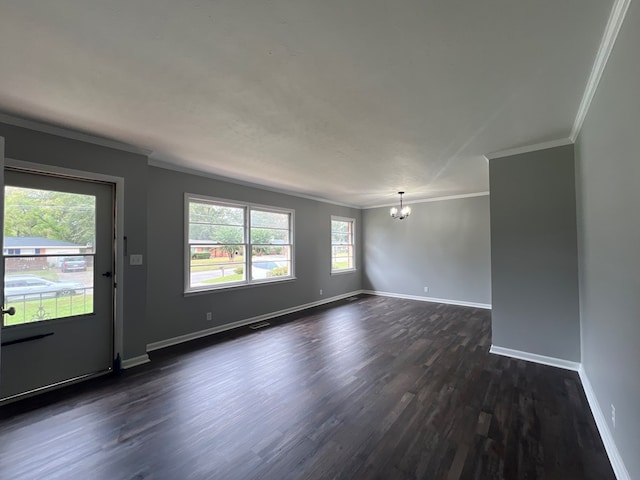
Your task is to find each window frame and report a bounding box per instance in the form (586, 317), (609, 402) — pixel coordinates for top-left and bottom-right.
(330, 215), (356, 275)
(185, 193), (295, 294)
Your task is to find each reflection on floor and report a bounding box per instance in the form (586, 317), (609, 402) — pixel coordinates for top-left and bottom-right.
(0, 295), (614, 479)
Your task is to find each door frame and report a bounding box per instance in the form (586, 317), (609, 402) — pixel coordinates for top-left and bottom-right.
(4, 158), (125, 366)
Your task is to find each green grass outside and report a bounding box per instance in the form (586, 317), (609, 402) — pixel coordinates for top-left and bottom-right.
(202, 274), (244, 284)
(6, 270), (61, 281)
(4, 294), (94, 326)
(191, 256), (245, 272)
(332, 252), (354, 270)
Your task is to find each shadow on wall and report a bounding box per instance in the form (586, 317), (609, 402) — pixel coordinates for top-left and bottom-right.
(361, 196), (491, 305)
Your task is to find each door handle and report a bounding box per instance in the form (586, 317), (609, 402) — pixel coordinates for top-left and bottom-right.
(102, 271), (112, 278)
(2, 306), (16, 316)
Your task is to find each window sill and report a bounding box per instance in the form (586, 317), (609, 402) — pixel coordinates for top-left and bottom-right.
(331, 269), (357, 276)
(184, 276), (297, 296)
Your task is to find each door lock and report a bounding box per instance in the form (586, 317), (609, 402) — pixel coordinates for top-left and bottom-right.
(2, 306), (16, 316)
(102, 271), (112, 278)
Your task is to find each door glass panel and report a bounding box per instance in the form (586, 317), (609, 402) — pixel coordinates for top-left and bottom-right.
(3, 186), (96, 326)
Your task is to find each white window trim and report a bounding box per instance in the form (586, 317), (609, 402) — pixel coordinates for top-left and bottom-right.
(331, 215), (356, 275)
(185, 193), (295, 293)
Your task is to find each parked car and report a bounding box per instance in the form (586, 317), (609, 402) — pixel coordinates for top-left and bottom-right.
(4, 275), (84, 301)
(59, 256), (87, 272)
(252, 261), (288, 279)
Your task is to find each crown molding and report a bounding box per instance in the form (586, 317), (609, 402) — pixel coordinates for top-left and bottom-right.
(151, 157), (490, 210)
(484, 138), (573, 161)
(364, 191), (489, 210)
(570, 0), (631, 142)
(0, 112), (152, 156)
(148, 157), (361, 209)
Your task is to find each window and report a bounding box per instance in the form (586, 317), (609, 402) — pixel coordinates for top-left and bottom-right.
(186, 194), (294, 292)
(331, 216), (356, 273)
(4, 184), (95, 326)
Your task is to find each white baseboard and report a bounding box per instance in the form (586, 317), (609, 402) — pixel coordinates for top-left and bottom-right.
(121, 354), (150, 369)
(130, 294), (629, 478)
(147, 290), (488, 353)
(489, 346), (629, 477)
(578, 367), (630, 480)
(146, 290), (363, 352)
(362, 289), (491, 309)
(489, 345), (581, 371)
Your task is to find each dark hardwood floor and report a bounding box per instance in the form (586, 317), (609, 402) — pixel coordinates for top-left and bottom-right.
(0, 295), (614, 480)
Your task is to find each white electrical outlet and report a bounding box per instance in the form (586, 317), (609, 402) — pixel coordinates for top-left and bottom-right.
(206, 312), (212, 321)
(424, 286), (429, 293)
(319, 289), (323, 296)
(611, 404), (616, 428)
(129, 254), (143, 266)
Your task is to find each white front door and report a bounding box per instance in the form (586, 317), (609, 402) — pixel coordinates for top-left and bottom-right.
(0, 168), (115, 402)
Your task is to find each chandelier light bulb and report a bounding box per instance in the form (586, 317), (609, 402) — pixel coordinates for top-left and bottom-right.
(390, 192), (411, 220)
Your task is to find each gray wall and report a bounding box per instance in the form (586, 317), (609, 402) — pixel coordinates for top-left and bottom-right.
(146, 166), (362, 344)
(575, 2), (640, 477)
(489, 144), (581, 361)
(0, 122), (149, 360)
(362, 195), (491, 306)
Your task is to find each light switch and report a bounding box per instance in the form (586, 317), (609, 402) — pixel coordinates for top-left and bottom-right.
(130, 254), (143, 265)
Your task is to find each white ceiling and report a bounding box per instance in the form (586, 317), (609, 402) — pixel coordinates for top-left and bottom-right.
(0, 0), (614, 207)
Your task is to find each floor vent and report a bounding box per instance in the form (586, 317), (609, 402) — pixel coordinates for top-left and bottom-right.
(346, 296), (359, 302)
(249, 321), (271, 330)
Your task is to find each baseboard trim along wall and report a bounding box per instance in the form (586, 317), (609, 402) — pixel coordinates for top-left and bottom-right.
(146, 290), (363, 352)
(145, 290), (489, 355)
(121, 354), (151, 370)
(135, 293), (630, 478)
(578, 367), (631, 480)
(362, 290), (492, 309)
(489, 345), (581, 371)
(489, 345), (628, 478)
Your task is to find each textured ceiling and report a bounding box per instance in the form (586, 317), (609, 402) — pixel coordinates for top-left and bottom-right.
(0, 0), (614, 207)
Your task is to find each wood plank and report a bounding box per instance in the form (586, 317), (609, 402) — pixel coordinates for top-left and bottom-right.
(0, 295), (615, 479)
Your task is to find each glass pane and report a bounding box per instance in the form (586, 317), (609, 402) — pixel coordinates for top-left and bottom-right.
(331, 220), (350, 234)
(251, 245), (290, 280)
(332, 246), (353, 271)
(332, 245), (353, 256)
(189, 224), (244, 243)
(189, 202), (244, 226)
(4, 256), (94, 326)
(4, 186), (96, 252)
(332, 257), (353, 270)
(251, 210), (289, 229)
(189, 245), (246, 287)
(331, 232), (350, 244)
(251, 245), (290, 261)
(251, 227), (289, 244)
(3, 186), (97, 326)
(251, 260), (290, 280)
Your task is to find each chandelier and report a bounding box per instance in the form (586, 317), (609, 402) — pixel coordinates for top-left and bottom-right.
(390, 191), (411, 220)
